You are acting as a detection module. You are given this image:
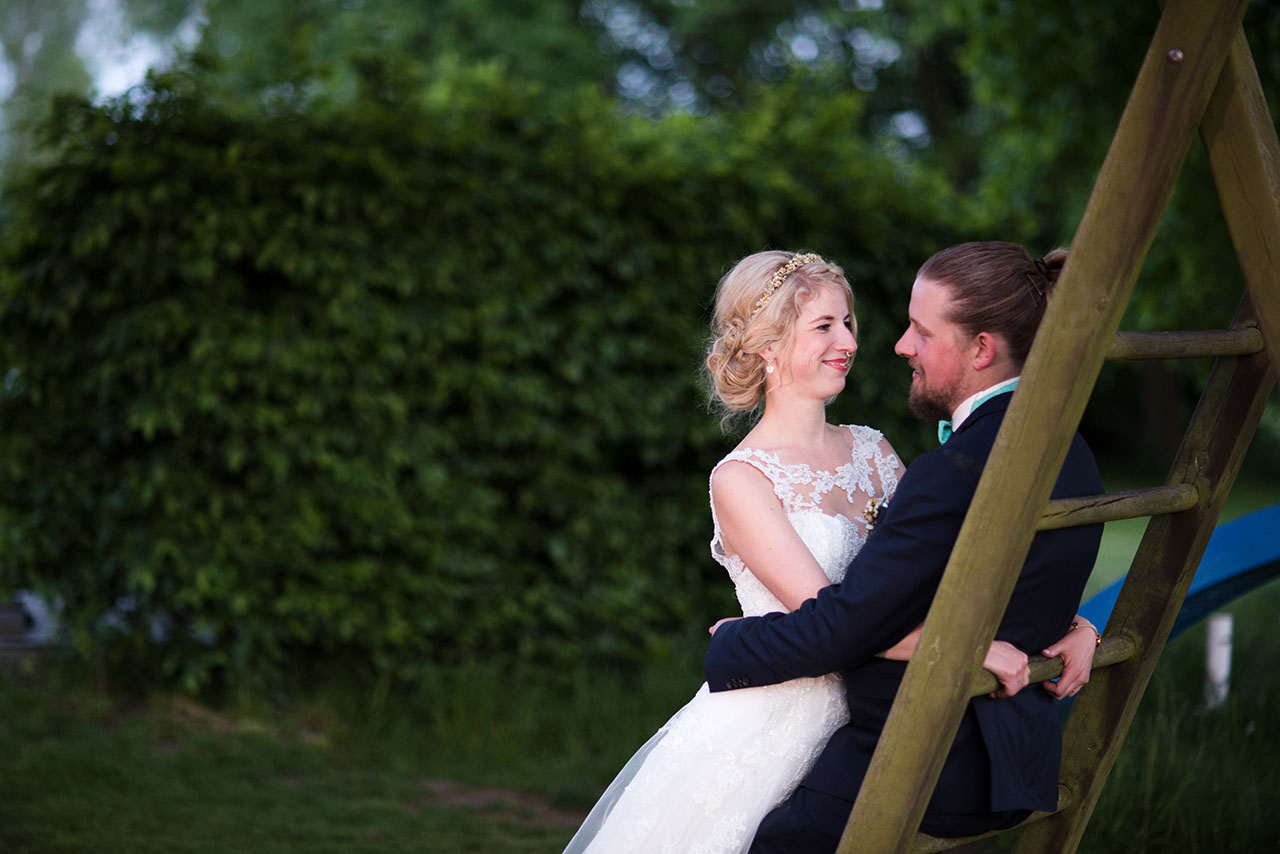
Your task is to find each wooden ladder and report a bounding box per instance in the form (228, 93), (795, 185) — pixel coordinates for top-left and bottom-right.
(835, 0), (1280, 850)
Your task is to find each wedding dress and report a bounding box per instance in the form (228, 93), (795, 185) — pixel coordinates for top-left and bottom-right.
(563, 425), (900, 854)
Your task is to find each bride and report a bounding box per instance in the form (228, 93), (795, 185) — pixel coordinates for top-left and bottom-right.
(563, 251), (1094, 854)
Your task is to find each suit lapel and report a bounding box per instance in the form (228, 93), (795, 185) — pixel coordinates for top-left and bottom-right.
(950, 391), (1014, 440)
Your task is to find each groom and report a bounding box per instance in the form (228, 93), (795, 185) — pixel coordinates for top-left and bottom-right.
(706, 242), (1105, 851)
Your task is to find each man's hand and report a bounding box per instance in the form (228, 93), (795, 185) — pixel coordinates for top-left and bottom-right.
(984, 640), (1030, 698)
(709, 616), (742, 636)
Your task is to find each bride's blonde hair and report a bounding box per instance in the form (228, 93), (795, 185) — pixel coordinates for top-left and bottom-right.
(704, 250), (855, 417)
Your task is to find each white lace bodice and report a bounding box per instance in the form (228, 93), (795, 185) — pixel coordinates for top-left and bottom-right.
(709, 424), (900, 617)
(565, 424), (902, 854)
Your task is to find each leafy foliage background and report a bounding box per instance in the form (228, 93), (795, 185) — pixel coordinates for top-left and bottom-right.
(3, 1), (1278, 696)
(0, 62), (954, 691)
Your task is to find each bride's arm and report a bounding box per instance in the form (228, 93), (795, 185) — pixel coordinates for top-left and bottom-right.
(711, 440), (1034, 697)
(1041, 614), (1099, 698)
(881, 610), (1099, 698)
(880, 626), (1030, 697)
(878, 629), (919, 660)
(711, 461), (833, 612)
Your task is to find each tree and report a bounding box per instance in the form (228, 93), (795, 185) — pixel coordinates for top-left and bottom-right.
(889, 0), (1280, 463)
(0, 0), (196, 170)
(0, 61), (956, 691)
(186, 0), (611, 104)
(0, 1), (92, 165)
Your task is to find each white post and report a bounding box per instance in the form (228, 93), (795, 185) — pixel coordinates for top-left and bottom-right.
(1204, 612), (1233, 709)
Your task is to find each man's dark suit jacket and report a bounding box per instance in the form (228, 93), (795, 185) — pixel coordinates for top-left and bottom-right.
(705, 392), (1104, 822)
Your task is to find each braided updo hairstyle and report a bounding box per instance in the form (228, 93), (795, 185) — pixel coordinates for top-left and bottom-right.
(916, 241), (1067, 368)
(705, 250), (855, 417)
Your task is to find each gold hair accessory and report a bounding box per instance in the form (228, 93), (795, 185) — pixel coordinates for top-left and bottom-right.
(751, 253), (822, 318)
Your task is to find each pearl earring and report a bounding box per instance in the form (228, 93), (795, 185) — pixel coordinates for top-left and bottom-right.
(765, 362), (775, 374)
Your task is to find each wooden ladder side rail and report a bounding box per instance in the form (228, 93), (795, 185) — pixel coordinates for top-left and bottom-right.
(1013, 301), (1274, 854)
(910, 636), (1142, 853)
(1201, 28), (1280, 382)
(1040, 319), (1266, 528)
(1015, 18), (1280, 850)
(914, 472), (1193, 853)
(921, 318), (1269, 854)
(1040, 320), (1266, 527)
(834, 1), (1249, 850)
(922, 22), (1280, 851)
(914, 790), (1072, 854)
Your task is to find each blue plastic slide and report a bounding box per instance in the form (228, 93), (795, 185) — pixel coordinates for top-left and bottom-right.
(1078, 503), (1280, 638)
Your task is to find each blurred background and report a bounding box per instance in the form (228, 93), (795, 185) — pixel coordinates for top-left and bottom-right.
(0, 2), (1277, 852)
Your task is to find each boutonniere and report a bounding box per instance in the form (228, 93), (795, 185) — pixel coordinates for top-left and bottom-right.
(863, 497), (888, 534)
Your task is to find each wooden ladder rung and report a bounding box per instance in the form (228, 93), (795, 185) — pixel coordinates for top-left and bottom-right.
(1037, 484), (1200, 530)
(914, 635), (1140, 852)
(967, 634), (1139, 699)
(849, 4), (1280, 848)
(1107, 327), (1263, 360)
(913, 786), (1073, 853)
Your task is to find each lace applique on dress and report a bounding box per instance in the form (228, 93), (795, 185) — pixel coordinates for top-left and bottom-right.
(562, 424), (902, 854)
(709, 424), (899, 618)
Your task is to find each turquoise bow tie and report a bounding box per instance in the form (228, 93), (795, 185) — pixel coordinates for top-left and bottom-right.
(937, 379), (1019, 446)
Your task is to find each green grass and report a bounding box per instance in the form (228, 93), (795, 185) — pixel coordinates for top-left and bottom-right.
(1, 475), (1276, 853)
(5, 576), (1277, 854)
(0, 643), (715, 853)
(0, 674), (581, 853)
(1086, 468), (1278, 596)
(1076, 576), (1280, 852)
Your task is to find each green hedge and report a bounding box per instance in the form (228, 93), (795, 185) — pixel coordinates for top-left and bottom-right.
(0, 62), (955, 691)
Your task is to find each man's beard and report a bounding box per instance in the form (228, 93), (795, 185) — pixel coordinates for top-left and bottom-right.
(907, 382), (955, 422)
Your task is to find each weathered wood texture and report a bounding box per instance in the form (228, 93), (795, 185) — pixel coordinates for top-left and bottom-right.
(916, 634), (1138, 852)
(836, 1), (1253, 851)
(1014, 20), (1280, 853)
(914, 789), (1073, 854)
(1037, 484), (1199, 530)
(1015, 304), (1274, 853)
(965, 634), (1138, 699)
(1108, 327), (1263, 360)
(1200, 29), (1280, 380)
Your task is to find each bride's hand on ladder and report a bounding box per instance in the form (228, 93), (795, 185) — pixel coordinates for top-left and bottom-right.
(984, 640), (1030, 698)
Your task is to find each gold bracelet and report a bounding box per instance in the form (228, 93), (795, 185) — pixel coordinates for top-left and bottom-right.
(1072, 619), (1102, 647)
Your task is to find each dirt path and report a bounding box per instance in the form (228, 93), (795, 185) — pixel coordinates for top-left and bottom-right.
(421, 778), (588, 829)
